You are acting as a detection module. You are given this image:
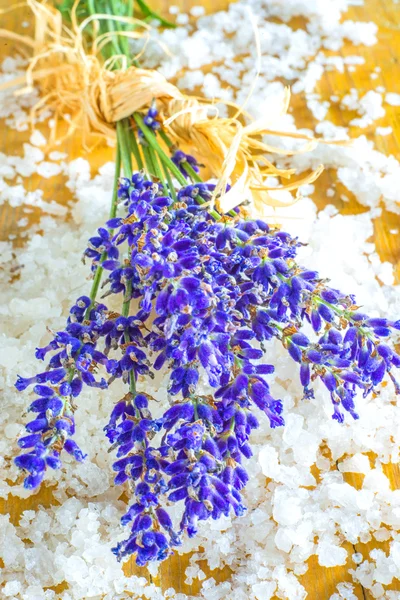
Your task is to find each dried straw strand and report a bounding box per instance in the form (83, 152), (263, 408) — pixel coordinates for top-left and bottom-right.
(0, 0), (335, 213)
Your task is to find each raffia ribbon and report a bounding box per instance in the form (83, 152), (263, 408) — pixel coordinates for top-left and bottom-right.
(0, 0), (334, 214)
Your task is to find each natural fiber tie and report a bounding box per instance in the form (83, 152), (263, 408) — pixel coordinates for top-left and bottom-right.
(0, 0), (333, 214)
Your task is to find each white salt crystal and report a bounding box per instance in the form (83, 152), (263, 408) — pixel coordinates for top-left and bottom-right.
(282, 413), (304, 446)
(74, 462), (110, 496)
(273, 490), (302, 526)
(5, 423), (23, 438)
(36, 161), (62, 178)
(342, 20), (378, 47)
(29, 130), (46, 147)
(258, 445), (280, 479)
(3, 580), (22, 596)
(374, 528), (391, 542)
(49, 151), (67, 160)
(376, 126), (392, 136)
(190, 6), (205, 17)
(317, 541), (348, 567)
(338, 453), (371, 474)
(390, 541), (400, 569)
(0, 516), (24, 567)
(64, 555), (88, 582)
(176, 14), (189, 25)
(341, 88), (359, 110)
(252, 581), (276, 600)
(356, 489), (374, 511)
(352, 553), (363, 564)
(385, 93), (400, 106)
(307, 97), (329, 121)
(327, 483), (359, 509)
(22, 144), (43, 165)
(348, 91), (385, 128)
(202, 73), (222, 98)
(344, 56), (365, 66)
(359, 90), (385, 120)
(292, 431), (319, 466)
(275, 528), (293, 553)
(363, 469), (390, 492)
(267, 189), (295, 208)
(371, 583), (384, 597)
(333, 582), (359, 599)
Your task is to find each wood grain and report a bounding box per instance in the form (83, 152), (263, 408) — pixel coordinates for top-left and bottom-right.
(1, 1), (400, 598)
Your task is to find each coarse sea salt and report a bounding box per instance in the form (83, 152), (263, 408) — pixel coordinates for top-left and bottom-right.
(376, 126), (393, 136)
(385, 93), (400, 106)
(1, 2), (400, 599)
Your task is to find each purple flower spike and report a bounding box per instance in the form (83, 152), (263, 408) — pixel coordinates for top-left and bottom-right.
(14, 144), (400, 568)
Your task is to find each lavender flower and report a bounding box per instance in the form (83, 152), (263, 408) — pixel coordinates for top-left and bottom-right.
(105, 393), (180, 563)
(138, 105), (160, 142)
(143, 106), (160, 131)
(15, 159), (400, 565)
(14, 296), (112, 488)
(171, 149), (200, 178)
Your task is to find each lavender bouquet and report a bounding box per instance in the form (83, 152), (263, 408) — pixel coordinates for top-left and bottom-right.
(10, 0), (400, 567)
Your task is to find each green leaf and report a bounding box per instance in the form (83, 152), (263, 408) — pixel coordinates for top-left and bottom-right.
(135, 0), (176, 28)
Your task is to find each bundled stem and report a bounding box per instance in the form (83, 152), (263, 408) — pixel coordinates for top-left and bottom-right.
(0, 0), (335, 215)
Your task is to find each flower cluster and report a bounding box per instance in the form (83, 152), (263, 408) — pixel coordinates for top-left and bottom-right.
(14, 297), (111, 487)
(15, 154), (400, 565)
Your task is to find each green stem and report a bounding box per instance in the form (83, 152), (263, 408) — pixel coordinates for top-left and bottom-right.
(127, 0), (134, 20)
(86, 142), (121, 317)
(159, 129), (173, 148)
(315, 297), (373, 339)
(87, 261), (105, 314)
(274, 266), (373, 340)
(110, 0), (130, 56)
(182, 161), (202, 183)
(142, 143), (155, 177)
(147, 144), (168, 193)
(134, 113), (223, 220)
(138, 122), (174, 193)
(134, 113), (187, 186)
(104, 5), (125, 57)
(118, 144), (137, 394)
(159, 127), (202, 186)
(121, 280), (136, 394)
(88, 0), (113, 61)
(109, 144), (121, 220)
(130, 126), (144, 170)
(117, 119), (132, 177)
(160, 160), (177, 201)
(122, 279), (132, 318)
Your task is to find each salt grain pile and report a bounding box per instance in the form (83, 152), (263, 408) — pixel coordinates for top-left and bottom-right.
(1, 1), (400, 599)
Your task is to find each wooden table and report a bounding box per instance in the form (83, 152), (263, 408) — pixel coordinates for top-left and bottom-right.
(1, 1), (400, 598)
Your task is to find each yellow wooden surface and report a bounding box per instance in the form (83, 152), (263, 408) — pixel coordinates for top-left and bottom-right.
(1, 1), (400, 598)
